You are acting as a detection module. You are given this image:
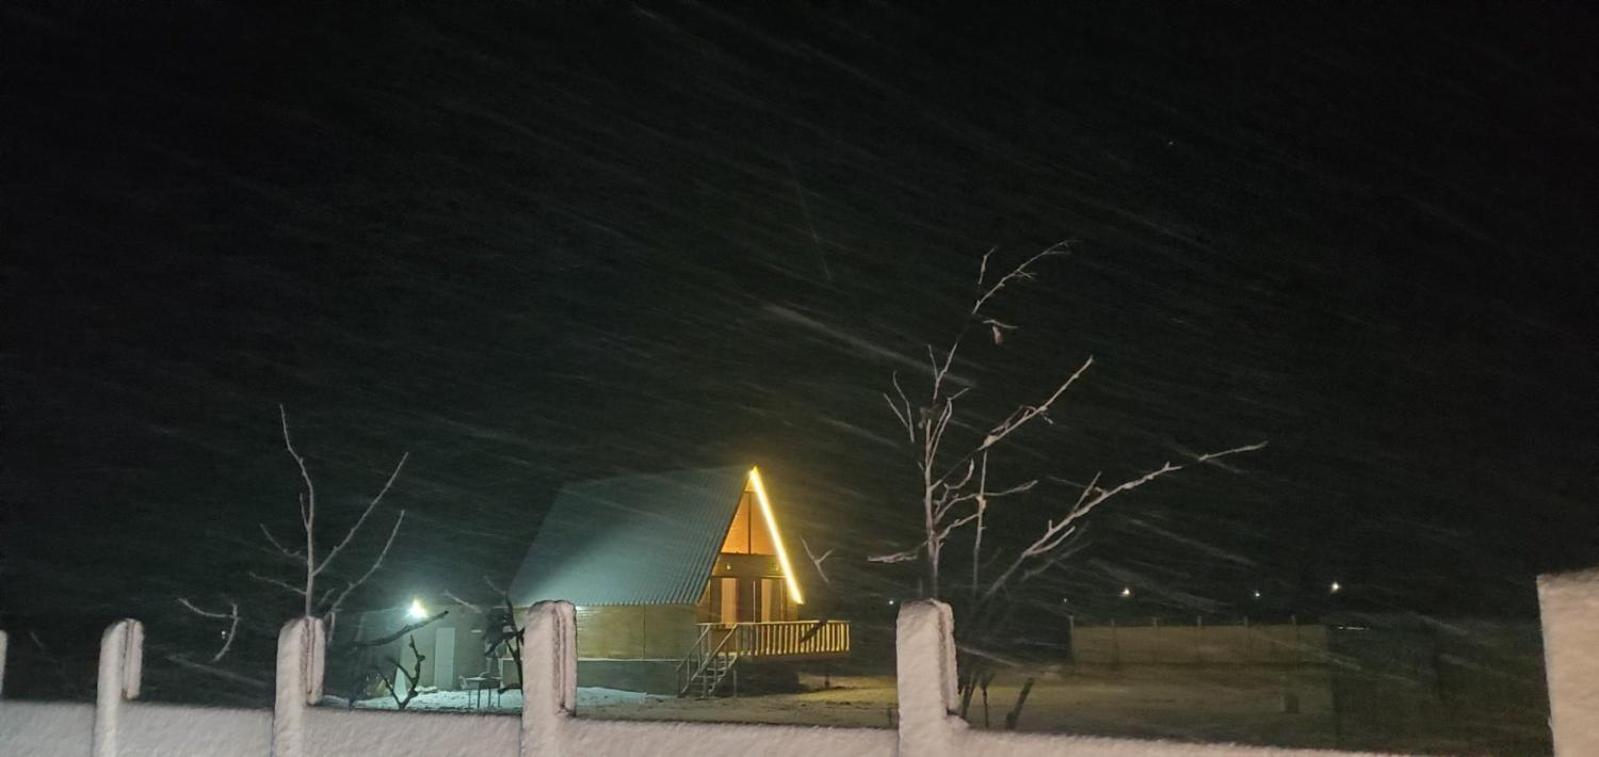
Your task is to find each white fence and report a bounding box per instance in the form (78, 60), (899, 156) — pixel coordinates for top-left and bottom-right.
(1, 567), (1595, 756)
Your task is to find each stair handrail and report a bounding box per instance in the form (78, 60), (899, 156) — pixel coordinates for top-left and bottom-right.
(677, 622), (741, 697)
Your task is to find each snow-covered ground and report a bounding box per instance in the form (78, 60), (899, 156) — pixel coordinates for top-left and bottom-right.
(349, 686), (657, 713)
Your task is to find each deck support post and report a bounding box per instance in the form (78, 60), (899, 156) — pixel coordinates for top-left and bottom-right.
(273, 617), (325, 757)
(93, 619), (143, 757)
(1539, 568), (1599, 756)
(522, 600), (577, 757)
(895, 600), (963, 757)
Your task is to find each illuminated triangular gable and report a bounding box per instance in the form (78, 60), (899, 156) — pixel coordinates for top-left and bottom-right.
(715, 467), (805, 605)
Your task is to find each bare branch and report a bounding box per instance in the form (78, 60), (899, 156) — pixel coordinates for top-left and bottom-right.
(279, 404), (316, 529)
(259, 524), (304, 560)
(250, 571), (307, 597)
(178, 597), (241, 663)
(324, 510), (406, 615)
(977, 356), (1093, 451)
(982, 441), (1266, 600)
(970, 242), (1072, 316)
(315, 452), (410, 579)
(866, 545), (924, 564)
(443, 591), (485, 614)
(801, 537), (834, 586)
(347, 610), (448, 649)
(929, 356), (1093, 491)
(883, 393), (913, 440)
(483, 575), (509, 597)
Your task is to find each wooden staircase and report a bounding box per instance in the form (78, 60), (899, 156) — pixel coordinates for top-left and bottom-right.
(676, 625), (741, 698)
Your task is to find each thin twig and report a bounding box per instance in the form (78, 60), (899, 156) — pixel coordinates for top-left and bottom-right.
(315, 452), (410, 579)
(177, 597), (241, 662)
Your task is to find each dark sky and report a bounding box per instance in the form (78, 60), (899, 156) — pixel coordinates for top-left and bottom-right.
(4, 0), (1597, 644)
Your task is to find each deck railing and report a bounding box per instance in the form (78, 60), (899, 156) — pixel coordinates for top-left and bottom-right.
(700, 619), (850, 659)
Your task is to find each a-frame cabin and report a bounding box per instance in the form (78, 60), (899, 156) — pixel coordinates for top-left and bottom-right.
(508, 465), (849, 695)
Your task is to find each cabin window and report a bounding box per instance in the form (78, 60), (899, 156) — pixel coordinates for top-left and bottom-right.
(718, 487), (776, 555)
(760, 578), (781, 622)
(718, 577), (738, 624)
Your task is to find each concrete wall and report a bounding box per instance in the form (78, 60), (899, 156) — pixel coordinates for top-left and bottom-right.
(1540, 568), (1599, 756)
(2, 568), (1596, 756)
(1071, 621), (1329, 665)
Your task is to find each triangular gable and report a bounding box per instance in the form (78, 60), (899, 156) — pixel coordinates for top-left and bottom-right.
(508, 466), (807, 607)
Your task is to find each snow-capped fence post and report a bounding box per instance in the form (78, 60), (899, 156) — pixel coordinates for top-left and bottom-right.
(895, 600), (963, 757)
(1538, 567), (1599, 756)
(93, 619), (143, 757)
(521, 600), (576, 757)
(273, 616), (325, 757)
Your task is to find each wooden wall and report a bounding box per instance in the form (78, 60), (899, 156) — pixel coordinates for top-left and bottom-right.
(574, 604), (698, 660)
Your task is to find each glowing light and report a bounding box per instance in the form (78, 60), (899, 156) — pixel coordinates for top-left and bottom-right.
(748, 467), (804, 605)
(1252, 590), (1262, 599)
(1330, 581), (1342, 594)
(407, 598), (427, 620)
(1120, 587), (1132, 598)
(887, 599), (896, 606)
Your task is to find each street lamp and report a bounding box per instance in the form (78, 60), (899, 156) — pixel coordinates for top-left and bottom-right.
(407, 598), (428, 620)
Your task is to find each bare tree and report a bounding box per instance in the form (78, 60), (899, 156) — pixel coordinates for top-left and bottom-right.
(180, 405), (410, 661)
(868, 244), (1265, 720)
(371, 636), (427, 710)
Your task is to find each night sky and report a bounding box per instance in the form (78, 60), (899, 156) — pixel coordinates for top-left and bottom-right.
(4, 1), (1597, 666)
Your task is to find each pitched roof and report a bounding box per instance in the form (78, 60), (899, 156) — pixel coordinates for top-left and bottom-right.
(508, 466), (749, 606)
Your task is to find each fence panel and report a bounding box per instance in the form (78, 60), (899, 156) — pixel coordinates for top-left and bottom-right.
(1, 569), (1595, 755)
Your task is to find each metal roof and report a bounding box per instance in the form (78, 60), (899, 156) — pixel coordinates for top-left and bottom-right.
(508, 466), (749, 606)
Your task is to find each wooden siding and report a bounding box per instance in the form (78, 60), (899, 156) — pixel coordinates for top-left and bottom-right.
(574, 604), (698, 660)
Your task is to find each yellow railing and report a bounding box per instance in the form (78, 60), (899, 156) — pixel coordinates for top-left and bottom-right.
(700, 620), (851, 659)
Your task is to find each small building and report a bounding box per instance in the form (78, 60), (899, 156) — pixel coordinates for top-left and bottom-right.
(508, 465), (849, 695)
(347, 466), (849, 699)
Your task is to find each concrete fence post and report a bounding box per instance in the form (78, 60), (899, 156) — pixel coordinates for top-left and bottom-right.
(1538, 568), (1599, 756)
(521, 600), (577, 757)
(273, 617), (326, 757)
(895, 600), (963, 757)
(93, 619), (143, 757)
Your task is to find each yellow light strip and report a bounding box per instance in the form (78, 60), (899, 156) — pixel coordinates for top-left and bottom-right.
(748, 466), (805, 605)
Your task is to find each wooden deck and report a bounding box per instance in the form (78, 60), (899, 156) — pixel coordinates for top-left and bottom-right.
(701, 619), (850, 660)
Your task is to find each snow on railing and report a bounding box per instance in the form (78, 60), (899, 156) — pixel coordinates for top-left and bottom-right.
(2, 569), (1597, 755)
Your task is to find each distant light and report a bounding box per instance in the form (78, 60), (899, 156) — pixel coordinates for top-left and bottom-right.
(1120, 587), (1132, 598)
(1252, 590), (1262, 599)
(887, 599), (897, 606)
(1061, 598), (1070, 604)
(407, 598), (428, 620)
(1329, 581), (1342, 594)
